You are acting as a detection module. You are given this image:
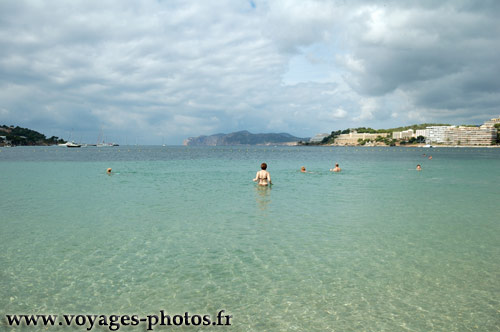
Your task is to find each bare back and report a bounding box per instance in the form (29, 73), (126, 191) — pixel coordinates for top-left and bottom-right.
(254, 170), (271, 186)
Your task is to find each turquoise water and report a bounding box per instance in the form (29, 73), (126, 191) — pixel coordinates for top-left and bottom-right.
(1, 146), (499, 331)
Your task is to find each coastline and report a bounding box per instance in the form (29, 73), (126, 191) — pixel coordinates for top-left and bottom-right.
(320, 144), (500, 148)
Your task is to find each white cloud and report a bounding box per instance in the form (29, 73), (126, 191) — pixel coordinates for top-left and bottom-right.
(332, 107), (348, 119)
(354, 98), (377, 122)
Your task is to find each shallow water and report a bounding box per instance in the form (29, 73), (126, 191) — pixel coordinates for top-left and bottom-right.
(1, 146), (499, 331)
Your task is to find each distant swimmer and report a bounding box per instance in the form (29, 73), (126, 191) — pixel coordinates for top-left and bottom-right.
(416, 164), (422, 171)
(253, 163), (271, 186)
(428, 156), (432, 160)
(301, 166), (306, 173)
(330, 163), (341, 172)
(106, 168), (112, 174)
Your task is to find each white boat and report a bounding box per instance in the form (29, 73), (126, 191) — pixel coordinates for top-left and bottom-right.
(423, 144), (433, 148)
(96, 142), (119, 147)
(58, 141), (81, 148)
(96, 129), (118, 147)
(66, 142), (81, 148)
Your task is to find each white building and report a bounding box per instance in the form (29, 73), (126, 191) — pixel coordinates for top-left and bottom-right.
(309, 133), (330, 143)
(483, 116), (500, 127)
(415, 129), (429, 138)
(392, 129), (416, 139)
(402, 129), (414, 139)
(425, 121), (496, 145)
(392, 132), (402, 139)
(426, 126), (456, 144)
(335, 132), (388, 145)
(445, 126), (496, 145)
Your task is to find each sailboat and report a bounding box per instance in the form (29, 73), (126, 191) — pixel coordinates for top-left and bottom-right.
(66, 142), (82, 148)
(58, 141), (81, 148)
(96, 129), (119, 147)
(58, 131), (81, 147)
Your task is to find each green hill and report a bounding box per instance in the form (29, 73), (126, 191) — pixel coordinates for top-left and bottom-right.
(0, 125), (65, 146)
(313, 123), (452, 145)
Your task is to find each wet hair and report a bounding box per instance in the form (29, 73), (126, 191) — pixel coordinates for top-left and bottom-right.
(261, 163), (267, 170)
(335, 163), (339, 167)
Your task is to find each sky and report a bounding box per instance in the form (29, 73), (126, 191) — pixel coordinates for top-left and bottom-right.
(1, 0), (499, 144)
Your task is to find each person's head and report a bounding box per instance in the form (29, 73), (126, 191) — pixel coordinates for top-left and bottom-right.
(301, 166), (306, 172)
(106, 168), (112, 174)
(416, 164), (421, 170)
(335, 163), (339, 167)
(261, 163), (267, 170)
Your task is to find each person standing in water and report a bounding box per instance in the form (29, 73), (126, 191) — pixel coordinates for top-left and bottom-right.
(416, 164), (422, 171)
(253, 163), (271, 186)
(330, 163), (341, 172)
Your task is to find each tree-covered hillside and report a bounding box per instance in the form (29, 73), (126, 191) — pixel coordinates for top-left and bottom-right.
(0, 125), (65, 146)
(314, 124), (452, 145)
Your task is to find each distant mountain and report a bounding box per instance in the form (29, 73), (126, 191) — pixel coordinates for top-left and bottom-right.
(183, 130), (309, 146)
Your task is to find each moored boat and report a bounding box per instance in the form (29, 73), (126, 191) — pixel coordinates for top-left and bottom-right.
(66, 142), (81, 148)
(58, 141), (81, 148)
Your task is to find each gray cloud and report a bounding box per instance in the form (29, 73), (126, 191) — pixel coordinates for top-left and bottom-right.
(335, 0), (500, 121)
(0, 0), (498, 144)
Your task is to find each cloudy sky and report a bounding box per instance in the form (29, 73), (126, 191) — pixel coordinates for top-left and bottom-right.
(1, 0), (499, 144)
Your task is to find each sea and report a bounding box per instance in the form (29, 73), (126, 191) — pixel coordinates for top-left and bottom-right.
(1, 145), (499, 331)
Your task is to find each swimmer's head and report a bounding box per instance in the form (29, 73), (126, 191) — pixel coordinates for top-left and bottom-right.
(261, 163), (267, 170)
(335, 163), (339, 167)
(106, 168), (112, 173)
(301, 166), (306, 172)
